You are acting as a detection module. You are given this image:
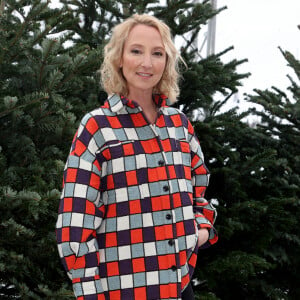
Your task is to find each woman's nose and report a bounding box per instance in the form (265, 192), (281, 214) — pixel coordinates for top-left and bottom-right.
(141, 54), (152, 68)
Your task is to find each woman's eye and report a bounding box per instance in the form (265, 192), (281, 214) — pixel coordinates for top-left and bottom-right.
(153, 51), (163, 57)
(131, 49), (141, 54)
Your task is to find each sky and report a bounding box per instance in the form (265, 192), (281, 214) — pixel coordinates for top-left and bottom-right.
(212, 0), (300, 97)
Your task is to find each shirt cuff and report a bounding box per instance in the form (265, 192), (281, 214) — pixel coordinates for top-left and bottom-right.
(195, 215), (218, 248)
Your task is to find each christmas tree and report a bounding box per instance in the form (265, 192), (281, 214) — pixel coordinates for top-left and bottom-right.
(243, 47), (299, 299)
(0, 0), (273, 299)
(193, 44), (299, 299)
(0, 0), (101, 298)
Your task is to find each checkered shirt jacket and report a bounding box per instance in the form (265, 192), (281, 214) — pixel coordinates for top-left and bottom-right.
(56, 93), (218, 300)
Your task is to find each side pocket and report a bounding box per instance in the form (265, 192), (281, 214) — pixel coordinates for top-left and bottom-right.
(185, 220), (199, 262)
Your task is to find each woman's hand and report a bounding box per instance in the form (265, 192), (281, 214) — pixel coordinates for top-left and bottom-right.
(197, 228), (209, 247)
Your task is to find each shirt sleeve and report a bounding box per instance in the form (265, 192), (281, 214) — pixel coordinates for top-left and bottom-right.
(187, 120), (218, 249)
(56, 114), (106, 299)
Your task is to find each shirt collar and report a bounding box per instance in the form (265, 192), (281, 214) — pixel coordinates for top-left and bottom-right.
(107, 94), (169, 113)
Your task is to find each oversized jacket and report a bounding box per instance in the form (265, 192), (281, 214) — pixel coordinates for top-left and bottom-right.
(56, 94), (218, 300)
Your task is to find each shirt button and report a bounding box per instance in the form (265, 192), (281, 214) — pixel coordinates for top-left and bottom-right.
(168, 239), (175, 246)
(158, 160), (165, 166)
(163, 185), (169, 192)
(166, 213), (172, 220)
(171, 265), (177, 271)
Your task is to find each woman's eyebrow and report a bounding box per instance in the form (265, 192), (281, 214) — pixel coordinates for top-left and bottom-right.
(153, 46), (165, 51)
(128, 43), (165, 50)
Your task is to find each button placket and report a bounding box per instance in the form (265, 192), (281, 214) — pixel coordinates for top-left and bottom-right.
(147, 117), (181, 277)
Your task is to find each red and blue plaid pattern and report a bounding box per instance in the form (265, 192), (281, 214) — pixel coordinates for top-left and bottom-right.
(56, 94), (217, 300)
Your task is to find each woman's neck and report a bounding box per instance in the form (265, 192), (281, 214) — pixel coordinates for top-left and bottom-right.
(127, 90), (153, 108)
(127, 90), (158, 124)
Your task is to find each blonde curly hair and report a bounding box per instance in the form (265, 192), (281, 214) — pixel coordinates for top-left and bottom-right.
(100, 14), (183, 104)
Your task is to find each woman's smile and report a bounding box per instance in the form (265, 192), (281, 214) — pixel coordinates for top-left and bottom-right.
(136, 72), (152, 77)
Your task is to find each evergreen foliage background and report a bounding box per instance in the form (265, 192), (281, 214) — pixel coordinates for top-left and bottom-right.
(0, 0), (299, 299)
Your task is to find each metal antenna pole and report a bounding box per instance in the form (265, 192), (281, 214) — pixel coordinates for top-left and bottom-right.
(191, 0), (217, 58)
(207, 0), (217, 56)
(192, 0), (199, 52)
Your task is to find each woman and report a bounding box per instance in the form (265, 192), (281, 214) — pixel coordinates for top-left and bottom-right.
(56, 14), (218, 300)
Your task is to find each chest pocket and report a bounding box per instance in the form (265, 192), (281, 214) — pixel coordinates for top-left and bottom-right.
(97, 140), (133, 159)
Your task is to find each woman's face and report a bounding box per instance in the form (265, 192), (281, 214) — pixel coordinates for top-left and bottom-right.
(120, 24), (167, 98)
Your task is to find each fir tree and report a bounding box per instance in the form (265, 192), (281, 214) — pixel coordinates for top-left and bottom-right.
(244, 47), (299, 299)
(0, 0), (101, 298)
(192, 45), (299, 299)
(0, 0), (251, 298)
